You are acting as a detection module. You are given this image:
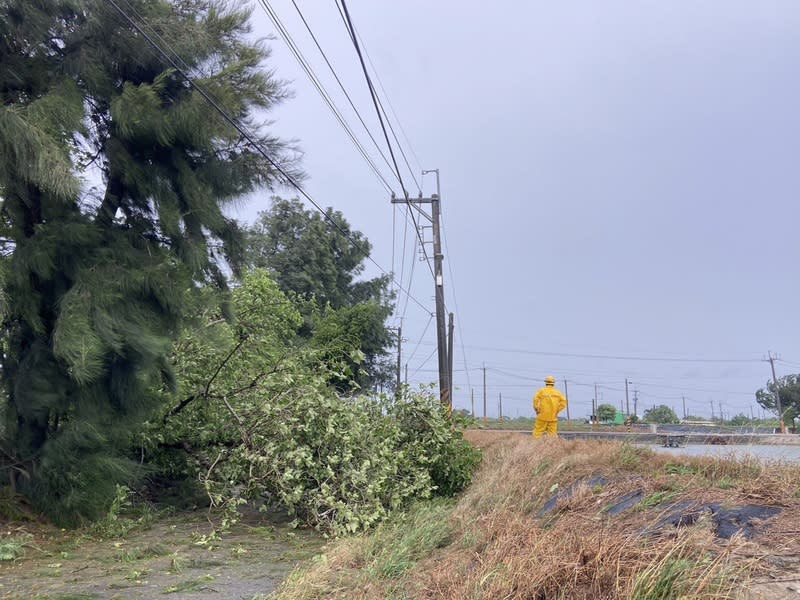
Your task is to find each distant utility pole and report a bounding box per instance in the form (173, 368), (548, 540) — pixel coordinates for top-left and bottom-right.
(563, 378), (570, 421)
(482, 363), (487, 424)
(633, 389), (639, 417)
(710, 400), (715, 421)
(404, 363), (408, 385)
(625, 378), (630, 416)
(470, 388), (475, 419)
(593, 383), (598, 421)
(391, 169), (450, 410)
(682, 396), (686, 420)
(764, 351), (786, 433)
(498, 393), (503, 422)
(718, 401), (724, 424)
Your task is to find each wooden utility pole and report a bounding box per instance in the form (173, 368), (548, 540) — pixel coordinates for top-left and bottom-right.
(625, 378), (630, 416)
(499, 392), (503, 422)
(765, 351), (786, 433)
(482, 363), (487, 424)
(563, 378), (570, 421)
(470, 388), (474, 418)
(391, 170), (450, 409)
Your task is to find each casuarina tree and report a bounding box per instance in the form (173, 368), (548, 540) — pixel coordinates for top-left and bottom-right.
(0, 0), (292, 524)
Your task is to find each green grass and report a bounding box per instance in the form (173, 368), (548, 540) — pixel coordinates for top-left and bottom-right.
(0, 537), (27, 561)
(664, 463), (698, 476)
(639, 491), (678, 509)
(361, 498), (455, 579)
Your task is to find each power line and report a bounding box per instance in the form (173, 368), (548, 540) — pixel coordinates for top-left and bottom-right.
(257, 0), (394, 194)
(399, 224), (418, 321)
(487, 367), (757, 397)
(394, 203), (410, 319)
(408, 345), (438, 380)
(335, 0), (435, 290)
(340, 4), (423, 190)
(437, 187), (470, 390)
(337, 0), (419, 196)
(354, 27), (424, 175)
(107, 0), (432, 316)
(404, 313), (434, 366)
(438, 343), (763, 364)
(286, 0), (400, 186)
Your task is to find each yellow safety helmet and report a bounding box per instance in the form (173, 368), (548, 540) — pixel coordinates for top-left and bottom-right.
(544, 375), (556, 385)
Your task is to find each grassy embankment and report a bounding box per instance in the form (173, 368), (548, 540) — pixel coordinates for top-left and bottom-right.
(273, 431), (800, 599)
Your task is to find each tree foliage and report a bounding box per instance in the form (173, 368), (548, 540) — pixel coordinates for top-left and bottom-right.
(147, 271), (480, 536)
(0, 0), (291, 524)
(642, 405), (680, 424)
(728, 413), (751, 427)
(244, 197), (395, 391)
(597, 403), (617, 422)
(756, 374), (800, 425)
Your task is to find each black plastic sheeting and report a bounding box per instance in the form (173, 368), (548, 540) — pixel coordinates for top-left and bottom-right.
(538, 479), (781, 540)
(604, 490), (646, 516)
(536, 474), (609, 517)
(645, 502), (781, 539)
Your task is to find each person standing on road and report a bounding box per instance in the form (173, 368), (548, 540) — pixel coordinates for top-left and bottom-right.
(533, 375), (567, 438)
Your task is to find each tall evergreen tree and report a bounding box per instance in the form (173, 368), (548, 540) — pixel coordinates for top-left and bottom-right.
(0, 0), (292, 524)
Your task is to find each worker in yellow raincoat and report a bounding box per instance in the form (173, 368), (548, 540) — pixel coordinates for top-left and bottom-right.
(533, 375), (567, 437)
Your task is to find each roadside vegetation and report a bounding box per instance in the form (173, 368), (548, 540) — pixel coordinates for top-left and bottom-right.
(273, 432), (800, 599)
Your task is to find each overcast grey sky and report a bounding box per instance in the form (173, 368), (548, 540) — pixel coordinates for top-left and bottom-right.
(238, 0), (800, 421)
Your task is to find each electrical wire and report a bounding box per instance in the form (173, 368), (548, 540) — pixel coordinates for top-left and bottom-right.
(446, 344), (763, 363)
(395, 203), (410, 317)
(332, 0), (433, 287)
(437, 188), (471, 390)
(404, 313), (434, 366)
(355, 27), (424, 176)
(337, 0), (409, 196)
(408, 345), (438, 381)
(257, 0), (394, 194)
(107, 0), (432, 316)
(399, 224), (418, 321)
(337, 2), (423, 191)
(286, 0), (400, 185)
(335, 0), (434, 288)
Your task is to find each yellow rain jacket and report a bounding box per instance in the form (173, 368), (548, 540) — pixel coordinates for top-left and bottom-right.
(533, 385), (567, 422)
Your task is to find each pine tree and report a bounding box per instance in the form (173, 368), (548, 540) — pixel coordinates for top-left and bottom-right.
(0, 0), (292, 524)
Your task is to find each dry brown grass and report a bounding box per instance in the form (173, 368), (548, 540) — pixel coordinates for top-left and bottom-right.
(274, 433), (800, 600)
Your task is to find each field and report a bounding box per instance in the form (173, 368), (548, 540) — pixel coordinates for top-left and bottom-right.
(273, 431), (800, 599)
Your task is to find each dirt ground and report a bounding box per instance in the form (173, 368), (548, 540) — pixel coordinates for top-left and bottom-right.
(0, 510), (325, 600)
